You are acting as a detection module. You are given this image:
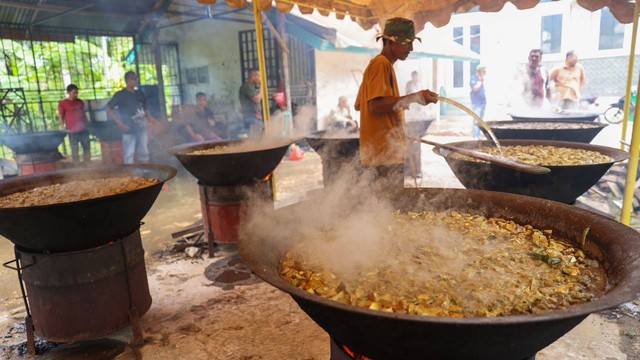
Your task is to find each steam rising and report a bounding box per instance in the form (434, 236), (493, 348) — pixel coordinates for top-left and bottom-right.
(238, 130), (475, 282)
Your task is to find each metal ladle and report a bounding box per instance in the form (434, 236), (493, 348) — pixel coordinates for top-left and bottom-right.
(409, 137), (551, 174)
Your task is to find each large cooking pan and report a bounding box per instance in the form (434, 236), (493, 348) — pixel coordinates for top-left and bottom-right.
(239, 188), (640, 360)
(168, 137), (294, 186)
(484, 121), (607, 143)
(305, 130), (360, 159)
(0, 164), (176, 252)
(509, 111), (600, 122)
(0, 131), (68, 154)
(434, 139), (628, 203)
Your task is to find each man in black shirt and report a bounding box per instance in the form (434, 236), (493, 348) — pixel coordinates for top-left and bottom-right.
(184, 92), (226, 142)
(106, 71), (159, 164)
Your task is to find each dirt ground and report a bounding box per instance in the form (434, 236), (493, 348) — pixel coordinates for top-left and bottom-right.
(0, 118), (639, 359)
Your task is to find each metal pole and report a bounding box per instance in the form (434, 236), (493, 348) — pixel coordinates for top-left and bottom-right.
(27, 28), (44, 132)
(252, 0), (270, 124)
(276, 12), (293, 135)
(619, 0), (640, 150)
(152, 26), (167, 120)
(620, 0), (640, 225)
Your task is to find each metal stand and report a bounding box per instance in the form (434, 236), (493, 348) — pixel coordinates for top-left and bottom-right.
(3, 251), (36, 355)
(3, 230), (147, 355)
(119, 231), (145, 347)
(0, 88), (33, 133)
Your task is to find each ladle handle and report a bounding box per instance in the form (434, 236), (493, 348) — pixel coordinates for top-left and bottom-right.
(411, 137), (551, 175)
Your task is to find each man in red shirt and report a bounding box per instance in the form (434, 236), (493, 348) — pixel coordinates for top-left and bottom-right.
(58, 84), (91, 165)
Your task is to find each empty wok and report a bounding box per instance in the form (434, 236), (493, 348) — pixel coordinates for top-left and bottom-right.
(0, 164), (176, 252)
(239, 187), (640, 360)
(434, 139), (628, 203)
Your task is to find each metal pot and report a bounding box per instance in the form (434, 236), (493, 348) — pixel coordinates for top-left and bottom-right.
(239, 188), (640, 360)
(434, 139), (628, 203)
(484, 121), (607, 143)
(509, 111), (600, 122)
(0, 131), (68, 154)
(168, 137), (294, 186)
(0, 164), (176, 252)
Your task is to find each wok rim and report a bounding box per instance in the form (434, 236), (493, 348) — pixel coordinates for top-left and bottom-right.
(167, 136), (297, 157)
(435, 139), (629, 166)
(485, 120), (608, 130)
(0, 164), (177, 210)
(240, 187), (640, 327)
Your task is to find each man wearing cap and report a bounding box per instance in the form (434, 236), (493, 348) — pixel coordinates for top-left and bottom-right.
(355, 17), (438, 189)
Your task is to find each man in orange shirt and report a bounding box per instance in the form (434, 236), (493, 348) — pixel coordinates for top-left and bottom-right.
(355, 17), (438, 189)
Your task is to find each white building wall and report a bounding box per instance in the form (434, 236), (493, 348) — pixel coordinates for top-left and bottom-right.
(160, 20), (254, 109)
(424, 0), (639, 117)
(314, 50), (372, 130)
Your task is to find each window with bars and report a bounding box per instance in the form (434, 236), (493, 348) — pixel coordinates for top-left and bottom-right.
(541, 14), (562, 55)
(238, 28), (316, 112)
(453, 27), (464, 88)
(599, 8), (624, 50)
(0, 26), (182, 159)
(238, 29), (280, 89)
(469, 25), (481, 76)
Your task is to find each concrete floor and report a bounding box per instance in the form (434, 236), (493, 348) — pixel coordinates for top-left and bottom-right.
(0, 118), (639, 359)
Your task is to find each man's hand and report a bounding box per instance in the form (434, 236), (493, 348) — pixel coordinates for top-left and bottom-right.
(420, 90), (439, 104)
(117, 122), (130, 133)
(193, 134), (205, 142)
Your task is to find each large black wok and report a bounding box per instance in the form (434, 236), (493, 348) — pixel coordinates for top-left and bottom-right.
(509, 111), (600, 122)
(168, 137), (294, 186)
(485, 121), (607, 143)
(239, 188), (640, 360)
(305, 130), (360, 160)
(435, 139), (628, 203)
(0, 164), (176, 252)
(0, 131), (68, 154)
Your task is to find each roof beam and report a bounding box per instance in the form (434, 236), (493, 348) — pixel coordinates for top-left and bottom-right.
(0, 1), (144, 18)
(30, 3), (94, 26)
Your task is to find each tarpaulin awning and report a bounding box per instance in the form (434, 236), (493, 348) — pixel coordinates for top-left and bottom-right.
(218, 0), (635, 30)
(282, 11), (481, 60)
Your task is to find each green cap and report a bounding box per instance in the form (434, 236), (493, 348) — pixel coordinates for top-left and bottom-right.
(377, 17), (421, 44)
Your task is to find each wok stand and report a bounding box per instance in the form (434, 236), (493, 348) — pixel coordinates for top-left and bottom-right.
(329, 337), (537, 360)
(198, 179), (273, 257)
(2, 228), (150, 355)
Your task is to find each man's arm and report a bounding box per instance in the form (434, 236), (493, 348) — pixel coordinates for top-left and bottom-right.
(369, 90), (438, 113)
(579, 67), (586, 91)
(106, 105), (129, 133)
(57, 102), (65, 129)
(185, 123), (204, 142)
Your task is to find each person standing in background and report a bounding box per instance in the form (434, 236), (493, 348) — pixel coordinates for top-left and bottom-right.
(58, 84), (91, 166)
(239, 69), (263, 137)
(106, 71), (159, 164)
(469, 65), (487, 139)
(513, 49), (551, 109)
(355, 17), (438, 190)
(549, 50), (585, 110)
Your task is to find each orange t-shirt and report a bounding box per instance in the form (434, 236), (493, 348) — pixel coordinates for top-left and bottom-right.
(356, 55), (405, 166)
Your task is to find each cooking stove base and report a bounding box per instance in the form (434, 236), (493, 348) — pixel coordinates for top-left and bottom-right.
(198, 180), (273, 257)
(329, 338), (537, 360)
(4, 228), (150, 355)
